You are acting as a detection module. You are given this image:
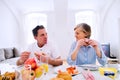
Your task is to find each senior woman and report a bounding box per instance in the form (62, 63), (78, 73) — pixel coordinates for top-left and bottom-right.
(67, 23), (107, 66)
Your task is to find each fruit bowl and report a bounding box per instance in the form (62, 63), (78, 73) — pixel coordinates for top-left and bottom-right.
(19, 58), (48, 80)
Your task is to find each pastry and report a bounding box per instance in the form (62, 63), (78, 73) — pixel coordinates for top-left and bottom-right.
(50, 77), (64, 80)
(57, 72), (72, 80)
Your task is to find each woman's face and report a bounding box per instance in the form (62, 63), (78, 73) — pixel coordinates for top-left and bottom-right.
(74, 27), (87, 41)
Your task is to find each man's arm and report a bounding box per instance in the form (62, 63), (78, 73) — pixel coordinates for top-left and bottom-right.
(48, 57), (63, 66)
(16, 58), (25, 66)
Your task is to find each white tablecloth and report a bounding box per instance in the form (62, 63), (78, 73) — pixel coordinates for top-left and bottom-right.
(36, 64), (120, 80)
(0, 63), (120, 80)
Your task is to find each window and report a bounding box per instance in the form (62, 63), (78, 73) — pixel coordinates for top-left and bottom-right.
(24, 13), (47, 44)
(75, 11), (98, 39)
(101, 43), (110, 58)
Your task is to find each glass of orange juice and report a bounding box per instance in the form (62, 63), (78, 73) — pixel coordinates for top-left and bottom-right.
(40, 55), (49, 74)
(34, 52), (49, 74)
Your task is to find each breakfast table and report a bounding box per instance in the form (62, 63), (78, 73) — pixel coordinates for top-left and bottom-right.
(0, 63), (120, 80)
(39, 64), (120, 80)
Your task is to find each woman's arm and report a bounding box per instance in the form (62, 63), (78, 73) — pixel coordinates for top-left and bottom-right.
(71, 39), (87, 60)
(88, 39), (102, 58)
(88, 39), (107, 65)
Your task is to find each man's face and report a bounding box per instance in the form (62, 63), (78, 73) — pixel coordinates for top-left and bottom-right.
(34, 29), (48, 47)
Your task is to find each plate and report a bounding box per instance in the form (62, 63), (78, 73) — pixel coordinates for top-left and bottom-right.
(54, 65), (83, 76)
(0, 63), (16, 74)
(78, 64), (100, 71)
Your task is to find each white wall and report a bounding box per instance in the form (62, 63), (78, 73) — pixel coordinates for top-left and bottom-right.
(0, 0), (120, 59)
(99, 0), (120, 57)
(0, 1), (19, 48)
(46, 0), (75, 59)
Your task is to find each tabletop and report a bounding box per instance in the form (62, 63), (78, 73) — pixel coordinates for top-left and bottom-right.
(0, 63), (120, 80)
(40, 64), (120, 80)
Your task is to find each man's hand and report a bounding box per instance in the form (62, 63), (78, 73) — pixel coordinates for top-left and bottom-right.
(34, 52), (49, 63)
(20, 51), (30, 62)
(17, 51), (30, 66)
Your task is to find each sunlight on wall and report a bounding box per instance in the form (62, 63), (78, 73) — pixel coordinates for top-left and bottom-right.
(24, 13), (47, 44)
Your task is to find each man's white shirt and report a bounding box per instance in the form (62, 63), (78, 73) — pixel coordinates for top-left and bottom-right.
(27, 41), (60, 59)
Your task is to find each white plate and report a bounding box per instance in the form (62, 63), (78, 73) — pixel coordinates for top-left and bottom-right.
(78, 64), (100, 71)
(0, 63), (16, 74)
(54, 65), (83, 76)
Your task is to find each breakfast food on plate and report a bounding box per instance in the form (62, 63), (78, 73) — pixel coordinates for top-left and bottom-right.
(0, 72), (15, 80)
(57, 72), (72, 80)
(50, 77), (64, 80)
(4, 72), (15, 79)
(50, 71), (72, 80)
(66, 66), (78, 75)
(58, 66), (79, 76)
(0, 75), (2, 80)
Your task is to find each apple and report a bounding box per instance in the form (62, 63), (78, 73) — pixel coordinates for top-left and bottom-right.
(24, 58), (37, 70)
(21, 69), (35, 80)
(35, 66), (44, 78)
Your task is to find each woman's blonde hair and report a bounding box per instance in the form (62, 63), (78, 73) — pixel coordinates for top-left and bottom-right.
(74, 23), (91, 38)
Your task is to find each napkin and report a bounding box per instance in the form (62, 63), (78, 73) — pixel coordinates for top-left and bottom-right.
(82, 70), (95, 80)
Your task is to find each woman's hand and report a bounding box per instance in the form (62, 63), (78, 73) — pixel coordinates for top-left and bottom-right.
(76, 39), (88, 48)
(88, 39), (102, 58)
(87, 39), (98, 48)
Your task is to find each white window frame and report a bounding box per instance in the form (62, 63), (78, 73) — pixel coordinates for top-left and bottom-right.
(24, 13), (47, 44)
(75, 10), (98, 40)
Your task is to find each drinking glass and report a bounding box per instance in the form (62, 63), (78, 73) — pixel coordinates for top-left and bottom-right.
(40, 55), (49, 74)
(34, 52), (49, 76)
(34, 53), (46, 79)
(35, 65), (45, 80)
